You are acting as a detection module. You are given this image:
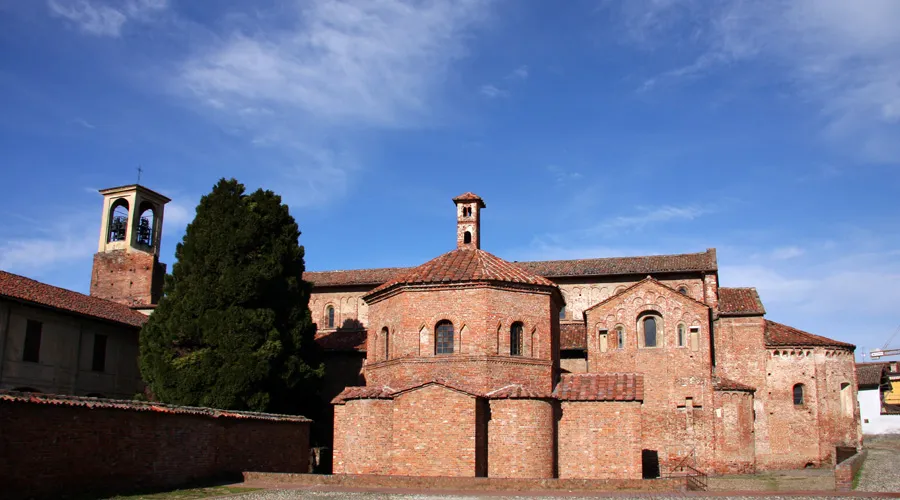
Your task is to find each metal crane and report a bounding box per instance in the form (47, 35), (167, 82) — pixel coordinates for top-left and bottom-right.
(869, 324), (900, 359)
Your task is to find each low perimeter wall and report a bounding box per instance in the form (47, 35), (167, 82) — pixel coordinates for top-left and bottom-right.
(0, 391), (311, 499)
(834, 450), (867, 492)
(242, 472), (684, 492)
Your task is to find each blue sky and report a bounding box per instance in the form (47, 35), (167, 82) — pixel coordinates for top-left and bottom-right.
(1, 0), (898, 357)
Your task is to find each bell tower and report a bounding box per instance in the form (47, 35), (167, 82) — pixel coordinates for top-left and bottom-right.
(452, 192), (486, 250)
(90, 184), (170, 309)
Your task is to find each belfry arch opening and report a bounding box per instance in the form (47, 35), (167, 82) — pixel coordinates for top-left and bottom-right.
(464, 231), (472, 244)
(107, 199), (129, 243)
(136, 201), (157, 247)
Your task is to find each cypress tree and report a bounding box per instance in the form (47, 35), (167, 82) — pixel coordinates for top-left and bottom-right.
(139, 178), (323, 415)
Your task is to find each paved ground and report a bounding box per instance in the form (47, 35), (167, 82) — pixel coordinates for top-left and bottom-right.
(857, 434), (900, 492)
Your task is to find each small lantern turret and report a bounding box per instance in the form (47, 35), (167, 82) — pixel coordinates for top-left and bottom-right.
(452, 192), (486, 250)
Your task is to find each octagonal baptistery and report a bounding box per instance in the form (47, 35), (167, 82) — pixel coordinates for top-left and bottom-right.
(332, 193), (562, 478)
(363, 194), (563, 395)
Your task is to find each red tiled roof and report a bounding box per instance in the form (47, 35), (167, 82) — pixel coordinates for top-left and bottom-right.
(486, 384), (551, 399)
(314, 330), (366, 352)
(713, 376), (756, 392)
(304, 267), (408, 287)
(365, 248), (558, 299)
(516, 249), (717, 278)
(452, 192), (486, 207)
(719, 287), (766, 316)
(561, 322), (587, 350)
(857, 363), (889, 389)
(306, 249), (717, 288)
(552, 373), (644, 401)
(331, 386), (394, 404)
(0, 391), (310, 422)
(765, 320), (854, 349)
(0, 270), (148, 328)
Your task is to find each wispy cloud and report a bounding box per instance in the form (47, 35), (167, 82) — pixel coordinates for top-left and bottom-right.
(599, 205), (709, 231)
(770, 246), (805, 260)
(0, 212), (96, 275)
(613, 0), (900, 163)
(479, 84), (508, 99)
(546, 164), (582, 185)
(73, 118), (96, 129)
(47, 0), (167, 37)
(506, 65), (529, 80)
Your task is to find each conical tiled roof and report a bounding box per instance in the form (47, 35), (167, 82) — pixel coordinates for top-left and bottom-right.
(364, 248), (557, 300)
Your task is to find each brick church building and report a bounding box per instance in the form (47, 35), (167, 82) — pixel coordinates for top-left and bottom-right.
(0, 184), (862, 480)
(306, 192), (862, 479)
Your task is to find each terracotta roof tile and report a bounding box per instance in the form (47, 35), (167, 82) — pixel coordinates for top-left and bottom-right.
(552, 373), (644, 401)
(365, 248), (558, 299)
(857, 363), (889, 389)
(0, 391), (310, 422)
(314, 330), (366, 352)
(304, 267), (409, 287)
(0, 270), (148, 328)
(331, 386), (394, 404)
(486, 384), (551, 399)
(713, 376), (756, 392)
(765, 320), (854, 349)
(452, 192), (486, 207)
(516, 249), (717, 278)
(560, 322), (587, 350)
(719, 287), (766, 316)
(306, 249), (717, 288)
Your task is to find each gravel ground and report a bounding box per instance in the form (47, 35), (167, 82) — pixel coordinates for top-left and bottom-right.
(856, 434), (900, 492)
(225, 491), (887, 500)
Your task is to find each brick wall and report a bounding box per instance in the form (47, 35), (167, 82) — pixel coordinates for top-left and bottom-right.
(712, 390), (756, 474)
(487, 399), (555, 478)
(390, 384), (483, 476)
(558, 401), (642, 479)
(90, 250), (165, 307)
(332, 399), (392, 474)
(0, 394), (310, 499)
(834, 449), (866, 491)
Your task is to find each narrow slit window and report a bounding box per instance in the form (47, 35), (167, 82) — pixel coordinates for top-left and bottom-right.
(677, 324), (686, 347)
(326, 305), (335, 328)
(793, 383), (805, 405)
(616, 326), (625, 350)
(23, 320), (42, 363)
(643, 316), (657, 347)
(510, 322), (523, 356)
(92, 334), (107, 372)
(382, 327), (390, 360)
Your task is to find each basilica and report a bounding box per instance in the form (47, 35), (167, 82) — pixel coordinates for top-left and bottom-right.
(307, 192), (861, 479)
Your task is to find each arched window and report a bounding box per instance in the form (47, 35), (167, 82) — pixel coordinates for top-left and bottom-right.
(435, 320), (454, 355)
(325, 305), (335, 328)
(677, 323), (686, 347)
(510, 322), (523, 356)
(136, 201), (156, 247)
(559, 305), (566, 320)
(677, 286), (688, 295)
(382, 327), (390, 360)
(107, 198), (129, 242)
(615, 325), (625, 350)
(641, 316), (659, 348)
(464, 231), (472, 244)
(793, 384), (805, 405)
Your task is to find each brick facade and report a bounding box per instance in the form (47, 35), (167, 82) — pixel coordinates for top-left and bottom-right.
(313, 193), (860, 480)
(0, 392), (310, 499)
(90, 250), (165, 307)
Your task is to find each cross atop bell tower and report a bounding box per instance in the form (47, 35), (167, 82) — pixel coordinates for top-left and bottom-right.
(453, 192), (485, 250)
(91, 184), (171, 309)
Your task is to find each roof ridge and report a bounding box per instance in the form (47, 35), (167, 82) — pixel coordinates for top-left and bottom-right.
(764, 320), (854, 349)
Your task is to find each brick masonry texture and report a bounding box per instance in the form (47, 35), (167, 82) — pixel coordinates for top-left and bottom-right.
(90, 250), (165, 307)
(834, 449), (867, 491)
(0, 393), (310, 499)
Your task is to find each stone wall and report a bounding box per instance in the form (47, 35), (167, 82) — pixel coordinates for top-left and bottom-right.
(0, 392), (310, 499)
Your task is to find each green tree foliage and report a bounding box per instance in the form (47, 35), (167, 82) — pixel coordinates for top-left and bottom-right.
(140, 178), (323, 415)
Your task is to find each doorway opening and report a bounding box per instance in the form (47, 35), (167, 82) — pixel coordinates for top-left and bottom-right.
(642, 449), (660, 479)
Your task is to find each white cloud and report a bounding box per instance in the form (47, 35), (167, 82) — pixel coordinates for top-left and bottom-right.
(0, 215), (96, 275)
(479, 84), (507, 99)
(599, 205), (708, 231)
(47, 0), (167, 37)
(546, 164), (583, 185)
(507, 65), (529, 80)
(770, 246), (805, 260)
(177, 0), (487, 128)
(615, 0), (900, 163)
